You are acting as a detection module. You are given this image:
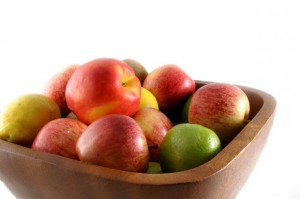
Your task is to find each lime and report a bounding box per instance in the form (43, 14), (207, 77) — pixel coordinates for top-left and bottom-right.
(159, 123), (221, 173)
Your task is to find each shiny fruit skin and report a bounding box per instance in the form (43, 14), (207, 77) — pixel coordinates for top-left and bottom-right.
(32, 118), (87, 160)
(0, 94), (61, 146)
(65, 58), (141, 124)
(133, 107), (173, 162)
(139, 87), (159, 110)
(76, 114), (149, 173)
(143, 64), (195, 121)
(44, 64), (78, 117)
(189, 83), (250, 145)
(123, 58), (148, 84)
(159, 123), (221, 173)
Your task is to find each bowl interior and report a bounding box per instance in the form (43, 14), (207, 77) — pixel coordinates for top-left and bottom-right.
(0, 80), (275, 187)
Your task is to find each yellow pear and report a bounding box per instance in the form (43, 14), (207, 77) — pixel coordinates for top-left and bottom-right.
(0, 94), (61, 146)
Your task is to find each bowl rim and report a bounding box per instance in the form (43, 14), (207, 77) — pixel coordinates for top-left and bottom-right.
(0, 80), (277, 185)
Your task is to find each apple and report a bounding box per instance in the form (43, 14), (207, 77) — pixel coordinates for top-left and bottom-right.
(133, 107), (173, 162)
(188, 83), (250, 145)
(31, 118), (87, 160)
(76, 114), (149, 173)
(143, 64), (195, 121)
(44, 64), (78, 117)
(123, 58), (148, 84)
(65, 58), (141, 124)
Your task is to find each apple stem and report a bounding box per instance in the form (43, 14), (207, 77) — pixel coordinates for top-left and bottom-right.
(148, 144), (158, 149)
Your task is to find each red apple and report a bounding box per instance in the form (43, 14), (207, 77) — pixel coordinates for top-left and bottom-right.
(65, 58), (141, 124)
(133, 108), (173, 162)
(31, 118), (87, 160)
(44, 64), (78, 117)
(188, 83), (250, 145)
(143, 64), (195, 120)
(76, 114), (149, 173)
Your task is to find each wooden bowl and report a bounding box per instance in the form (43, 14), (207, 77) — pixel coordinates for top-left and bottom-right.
(0, 80), (276, 199)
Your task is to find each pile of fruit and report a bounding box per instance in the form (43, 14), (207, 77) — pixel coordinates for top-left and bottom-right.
(0, 58), (250, 173)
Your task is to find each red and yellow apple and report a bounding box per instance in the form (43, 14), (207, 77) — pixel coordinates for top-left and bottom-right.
(143, 64), (195, 120)
(123, 58), (148, 84)
(44, 64), (78, 117)
(76, 114), (149, 173)
(65, 58), (141, 124)
(188, 83), (250, 145)
(133, 107), (173, 162)
(31, 118), (87, 159)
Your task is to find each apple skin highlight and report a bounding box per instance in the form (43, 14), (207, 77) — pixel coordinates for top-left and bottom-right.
(76, 114), (149, 173)
(189, 83), (250, 145)
(143, 64), (195, 116)
(65, 58), (141, 124)
(133, 107), (173, 162)
(32, 118), (87, 160)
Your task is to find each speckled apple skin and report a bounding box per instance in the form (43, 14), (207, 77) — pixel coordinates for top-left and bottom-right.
(143, 64), (195, 115)
(133, 107), (173, 162)
(189, 83), (250, 145)
(32, 118), (87, 160)
(76, 114), (149, 173)
(44, 64), (78, 117)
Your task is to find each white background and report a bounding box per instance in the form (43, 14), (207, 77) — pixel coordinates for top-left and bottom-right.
(0, 0), (299, 198)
